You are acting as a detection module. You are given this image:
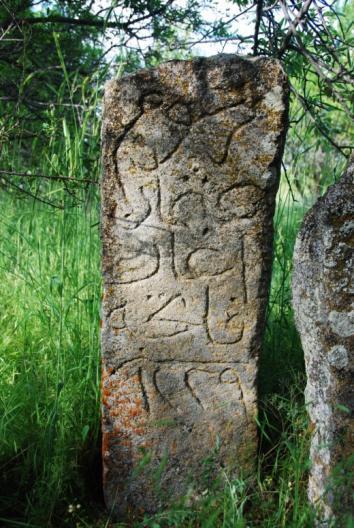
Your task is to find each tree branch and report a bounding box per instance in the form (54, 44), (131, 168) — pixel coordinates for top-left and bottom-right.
(17, 15), (128, 30)
(277, 0), (314, 58)
(253, 0), (263, 56)
(0, 169), (98, 184)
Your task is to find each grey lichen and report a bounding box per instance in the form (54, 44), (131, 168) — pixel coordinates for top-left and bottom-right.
(292, 156), (354, 526)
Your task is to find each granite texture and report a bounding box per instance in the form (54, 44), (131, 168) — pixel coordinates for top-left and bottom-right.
(293, 157), (354, 525)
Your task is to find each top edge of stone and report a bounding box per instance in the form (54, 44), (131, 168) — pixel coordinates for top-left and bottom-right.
(312, 155), (353, 203)
(293, 156), (354, 249)
(342, 153), (354, 184)
(104, 53), (286, 90)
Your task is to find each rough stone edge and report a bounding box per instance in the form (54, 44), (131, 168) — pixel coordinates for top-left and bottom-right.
(292, 154), (354, 525)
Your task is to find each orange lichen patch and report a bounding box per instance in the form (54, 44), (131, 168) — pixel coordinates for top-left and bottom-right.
(133, 427), (146, 435)
(102, 367), (150, 502)
(128, 407), (142, 418)
(102, 369), (148, 440)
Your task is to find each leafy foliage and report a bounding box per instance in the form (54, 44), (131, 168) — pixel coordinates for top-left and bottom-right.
(0, 0), (353, 202)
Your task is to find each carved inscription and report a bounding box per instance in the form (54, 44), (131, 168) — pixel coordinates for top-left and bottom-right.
(101, 54), (288, 515)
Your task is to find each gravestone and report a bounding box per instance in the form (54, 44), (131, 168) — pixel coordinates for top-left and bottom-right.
(101, 54), (289, 515)
(293, 158), (354, 524)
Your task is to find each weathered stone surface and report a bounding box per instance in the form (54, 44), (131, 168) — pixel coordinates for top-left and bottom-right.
(101, 54), (288, 516)
(292, 158), (354, 525)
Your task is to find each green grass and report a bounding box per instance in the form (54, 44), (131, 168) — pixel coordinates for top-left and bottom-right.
(0, 193), (102, 525)
(0, 176), (316, 528)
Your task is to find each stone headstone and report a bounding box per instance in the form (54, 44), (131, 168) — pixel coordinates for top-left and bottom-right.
(101, 54), (288, 516)
(293, 158), (354, 524)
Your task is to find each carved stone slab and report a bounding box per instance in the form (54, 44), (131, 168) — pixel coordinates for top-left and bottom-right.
(293, 158), (354, 525)
(101, 55), (288, 515)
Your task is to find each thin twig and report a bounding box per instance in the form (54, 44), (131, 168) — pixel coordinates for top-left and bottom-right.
(281, 160), (297, 202)
(278, 0), (314, 58)
(253, 0), (263, 55)
(1, 177), (64, 209)
(0, 169), (98, 184)
(290, 85), (353, 156)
